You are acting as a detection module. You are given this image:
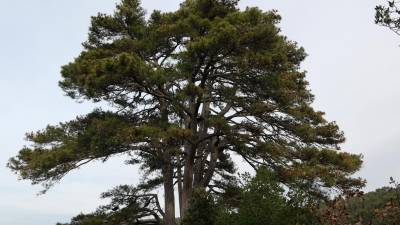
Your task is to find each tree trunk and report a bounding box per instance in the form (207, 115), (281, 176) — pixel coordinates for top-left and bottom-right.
(193, 97), (211, 188)
(163, 153), (176, 225)
(160, 99), (175, 225)
(181, 143), (195, 218)
(181, 94), (198, 218)
(201, 139), (219, 187)
(177, 154), (184, 219)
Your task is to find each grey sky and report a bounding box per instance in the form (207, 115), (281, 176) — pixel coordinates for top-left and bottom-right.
(0, 0), (398, 224)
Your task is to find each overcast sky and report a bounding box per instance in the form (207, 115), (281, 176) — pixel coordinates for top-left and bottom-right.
(0, 0), (399, 224)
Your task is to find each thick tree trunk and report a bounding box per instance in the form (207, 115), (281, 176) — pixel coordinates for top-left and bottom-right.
(181, 94), (198, 218)
(163, 153), (176, 225)
(181, 143), (195, 218)
(160, 99), (175, 225)
(193, 98), (211, 188)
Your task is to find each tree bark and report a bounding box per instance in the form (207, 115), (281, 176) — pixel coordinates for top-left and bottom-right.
(177, 154), (184, 219)
(201, 139), (219, 187)
(181, 142), (195, 218)
(181, 92), (198, 217)
(163, 153), (176, 225)
(193, 98), (211, 188)
(160, 99), (175, 225)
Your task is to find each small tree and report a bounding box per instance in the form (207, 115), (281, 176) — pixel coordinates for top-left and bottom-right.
(215, 168), (318, 225)
(9, 0), (364, 224)
(182, 189), (218, 225)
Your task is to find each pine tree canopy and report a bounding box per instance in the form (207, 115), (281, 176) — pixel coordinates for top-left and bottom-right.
(376, 1), (400, 35)
(9, 0), (364, 223)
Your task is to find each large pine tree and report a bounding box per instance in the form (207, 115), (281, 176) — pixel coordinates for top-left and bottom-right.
(9, 0), (364, 224)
